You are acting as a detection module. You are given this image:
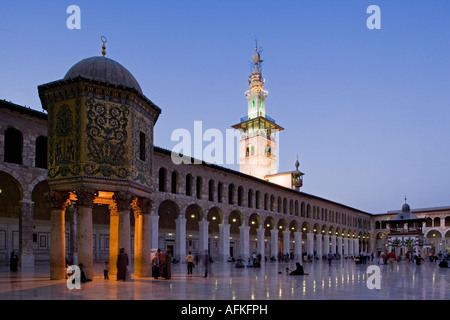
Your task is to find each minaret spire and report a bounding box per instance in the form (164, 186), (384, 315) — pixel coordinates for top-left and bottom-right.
(231, 43), (284, 179)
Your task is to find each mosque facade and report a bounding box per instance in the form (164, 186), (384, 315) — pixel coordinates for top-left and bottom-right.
(0, 47), (449, 279)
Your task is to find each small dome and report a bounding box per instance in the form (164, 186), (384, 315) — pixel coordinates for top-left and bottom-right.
(64, 56), (143, 94)
(402, 203), (410, 212)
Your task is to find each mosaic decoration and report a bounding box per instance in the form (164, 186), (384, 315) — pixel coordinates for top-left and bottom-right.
(130, 108), (152, 186)
(48, 103), (81, 179)
(84, 98), (129, 179)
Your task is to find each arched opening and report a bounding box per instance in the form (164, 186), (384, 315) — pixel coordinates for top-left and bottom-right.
(228, 184), (235, 205)
(247, 189), (253, 208)
(158, 200), (180, 231)
(0, 171), (23, 263)
(4, 128), (23, 165)
(208, 179), (215, 202)
(255, 190), (260, 209)
(186, 174), (193, 196)
(196, 176), (203, 200)
(158, 168), (167, 192)
(217, 182), (223, 203)
(238, 186), (244, 206)
(35, 136), (48, 169)
(171, 171), (179, 194)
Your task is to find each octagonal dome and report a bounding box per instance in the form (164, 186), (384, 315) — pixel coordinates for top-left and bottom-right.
(64, 56), (143, 94)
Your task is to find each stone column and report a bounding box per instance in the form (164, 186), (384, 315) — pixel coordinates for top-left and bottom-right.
(75, 188), (97, 280)
(343, 237), (349, 257)
(150, 213), (159, 250)
(175, 215), (187, 263)
(219, 222), (230, 261)
(47, 191), (70, 280)
(67, 203), (78, 266)
(132, 197), (152, 278)
(19, 200), (35, 269)
(257, 226), (265, 259)
(239, 225), (250, 260)
(330, 235), (337, 255)
(355, 238), (360, 255)
(349, 237), (354, 256)
(316, 234), (322, 257)
(198, 219), (209, 253)
(109, 203), (119, 276)
(294, 231), (302, 260)
(270, 229), (278, 258)
(323, 234), (330, 255)
(113, 191), (135, 266)
(337, 236), (343, 257)
(307, 232), (314, 256)
(283, 230), (290, 256)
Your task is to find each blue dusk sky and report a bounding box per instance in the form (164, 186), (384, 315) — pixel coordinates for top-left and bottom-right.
(1, 1), (449, 214)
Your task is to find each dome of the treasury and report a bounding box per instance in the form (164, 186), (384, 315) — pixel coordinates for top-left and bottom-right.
(64, 56), (143, 95)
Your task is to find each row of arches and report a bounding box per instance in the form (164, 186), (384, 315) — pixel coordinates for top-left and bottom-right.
(3, 127), (47, 169)
(157, 167), (371, 230)
(157, 199), (370, 239)
(375, 216), (450, 230)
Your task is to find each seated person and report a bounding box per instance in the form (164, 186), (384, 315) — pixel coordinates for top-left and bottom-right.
(235, 258), (244, 268)
(289, 262), (309, 275)
(439, 259), (448, 268)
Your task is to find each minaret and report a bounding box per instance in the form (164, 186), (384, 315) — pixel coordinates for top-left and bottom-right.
(232, 44), (284, 179)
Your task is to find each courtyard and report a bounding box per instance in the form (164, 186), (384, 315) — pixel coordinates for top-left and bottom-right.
(0, 259), (448, 300)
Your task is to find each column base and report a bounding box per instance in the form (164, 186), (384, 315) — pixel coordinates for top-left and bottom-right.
(19, 254), (35, 269)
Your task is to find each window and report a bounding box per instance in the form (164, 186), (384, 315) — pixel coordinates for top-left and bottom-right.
(196, 177), (203, 199)
(217, 182), (223, 203)
(228, 184), (235, 205)
(139, 132), (146, 161)
(4, 128), (23, 164)
(209, 180), (215, 202)
(158, 168), (167, 192)
(251, 145), (255, 155)
(35, 136), (47, 169)
(186, 174), (193, 196)
(171, 171), (178, 194)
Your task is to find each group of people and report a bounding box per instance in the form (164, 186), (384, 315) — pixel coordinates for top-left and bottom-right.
(151, 248), (172, 280)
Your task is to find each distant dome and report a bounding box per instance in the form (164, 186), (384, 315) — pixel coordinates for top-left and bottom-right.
(64, 56), (143, 94)
(402, 203), (410, 212)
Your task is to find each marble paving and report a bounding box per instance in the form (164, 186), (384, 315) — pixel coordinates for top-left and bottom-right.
(0, 259), (448, 300)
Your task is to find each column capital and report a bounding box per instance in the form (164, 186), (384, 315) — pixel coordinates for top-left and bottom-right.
(113, 191), (135, 211)
(132, 197), (153, 216)
(46, 191), (71, 210)
(74, 188), (98, 208)
(109, 202), (119, 217)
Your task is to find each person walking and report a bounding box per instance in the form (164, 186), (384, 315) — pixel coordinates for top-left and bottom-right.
(157, 249), (165, 278)
(327, 252), (333, 266)
(104, 261), (109, 280)
(203, 250), (210, 278)
(387, 250), (396, 271)
(151, 251), (159, 279)
(116, 248), (129, 281)
(186, 251), (195, 275)
(10, 251), (18, 272)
